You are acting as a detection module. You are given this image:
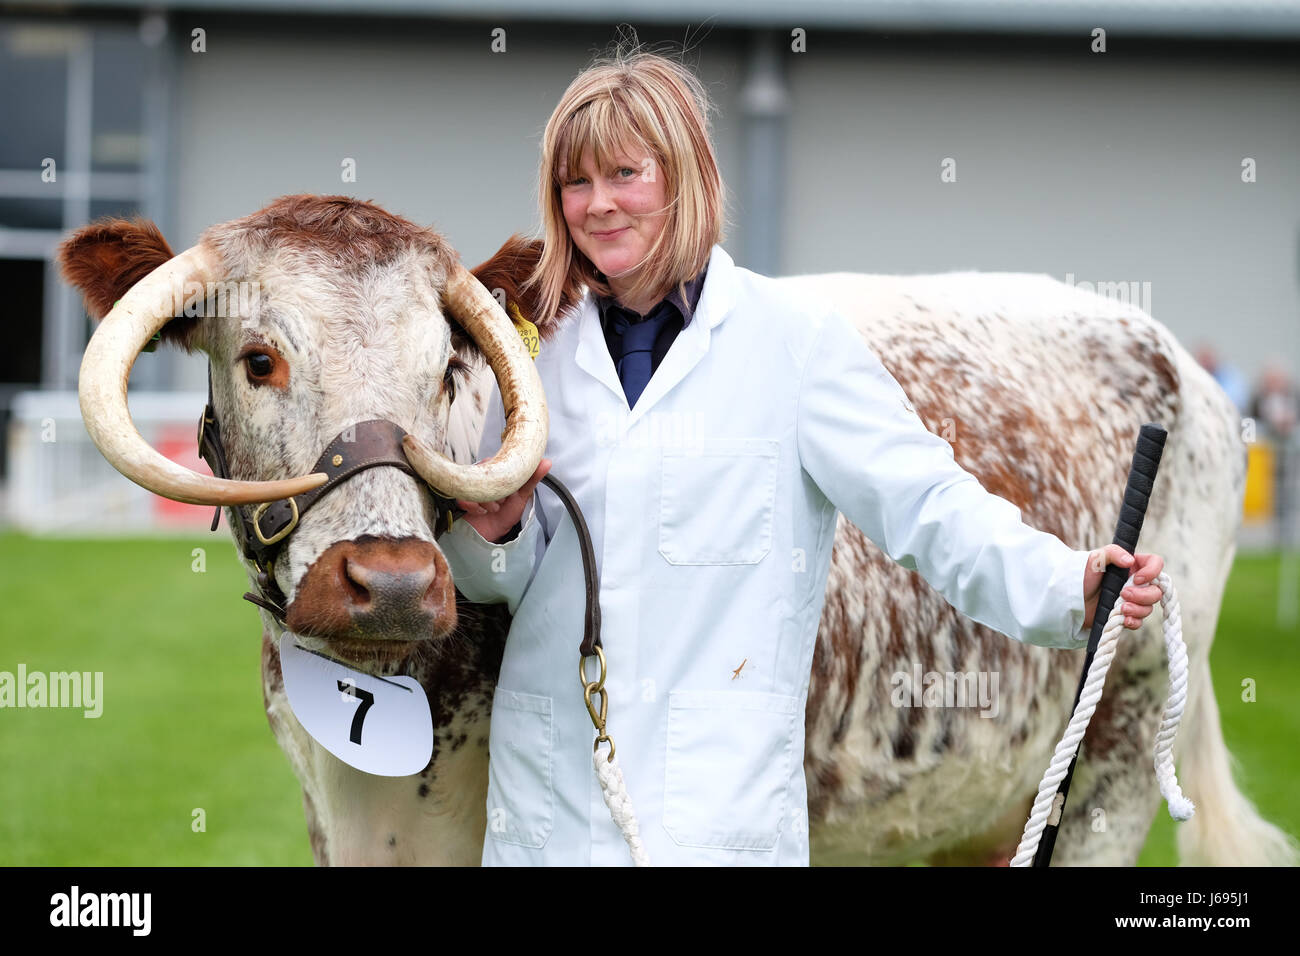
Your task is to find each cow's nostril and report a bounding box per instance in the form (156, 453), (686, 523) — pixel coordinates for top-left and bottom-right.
(341, 557), (373, 608)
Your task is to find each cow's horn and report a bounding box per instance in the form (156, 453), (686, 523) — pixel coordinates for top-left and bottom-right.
(77, 244), (328, 506)
(403, 261), (546, 502)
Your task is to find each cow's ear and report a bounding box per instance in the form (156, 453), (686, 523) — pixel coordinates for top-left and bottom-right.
(55, 216), (201, 352)
(468, 234), (583, 346)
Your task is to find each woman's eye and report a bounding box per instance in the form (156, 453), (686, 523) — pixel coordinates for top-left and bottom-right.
(618, 167), (637, 178)
(246, 353), (274, 378)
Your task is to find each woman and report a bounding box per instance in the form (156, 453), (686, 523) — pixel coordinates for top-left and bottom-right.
(438, 47), (1165, 866)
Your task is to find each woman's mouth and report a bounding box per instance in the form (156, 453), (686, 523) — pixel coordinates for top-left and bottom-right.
(591, 227), (628, 240)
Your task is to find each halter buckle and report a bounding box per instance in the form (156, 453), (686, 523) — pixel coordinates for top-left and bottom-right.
(252, 497), (299, 546)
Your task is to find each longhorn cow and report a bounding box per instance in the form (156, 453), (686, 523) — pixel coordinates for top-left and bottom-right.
(58, 194), (1297, 866)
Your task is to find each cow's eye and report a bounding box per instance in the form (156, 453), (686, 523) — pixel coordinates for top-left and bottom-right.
(236, 344), (287, 389)
(246, 352), (274, 379)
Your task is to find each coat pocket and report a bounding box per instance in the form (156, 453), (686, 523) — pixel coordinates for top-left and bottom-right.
(658, 439), (779, 565)
(485, 688), (554, 849)
(662, 689), (798, 850)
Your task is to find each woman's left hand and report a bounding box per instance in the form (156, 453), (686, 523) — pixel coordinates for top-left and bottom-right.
(1082, 544), (1165, 631)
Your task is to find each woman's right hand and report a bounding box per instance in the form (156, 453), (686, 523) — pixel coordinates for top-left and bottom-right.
(455, 458), (551, 544)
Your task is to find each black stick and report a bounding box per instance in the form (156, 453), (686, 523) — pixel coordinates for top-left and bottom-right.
(1032, 422), (1167, 867)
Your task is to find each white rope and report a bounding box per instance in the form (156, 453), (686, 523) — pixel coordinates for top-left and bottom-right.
(1011, 570), (1193, 866)
(594, 743), (652, 866)
(1153, 574), (1196, 821)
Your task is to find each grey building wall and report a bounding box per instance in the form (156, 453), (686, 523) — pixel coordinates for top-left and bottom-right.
(782, 35), (1300, 380)
(24, 12), (1287, 394)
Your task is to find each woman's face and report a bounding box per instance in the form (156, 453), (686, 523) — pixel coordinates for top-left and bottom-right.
(560, 142), (668, 309)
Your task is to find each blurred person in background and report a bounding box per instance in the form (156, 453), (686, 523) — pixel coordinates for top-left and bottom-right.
(1249, 363), (1300, 547)
(1195, 342), (1250, 414)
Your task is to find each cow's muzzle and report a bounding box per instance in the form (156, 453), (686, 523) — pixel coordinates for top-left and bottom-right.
(285, 535), (456, 645)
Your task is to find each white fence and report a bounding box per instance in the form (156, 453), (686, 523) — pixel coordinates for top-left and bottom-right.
(5, 390), (215, 534)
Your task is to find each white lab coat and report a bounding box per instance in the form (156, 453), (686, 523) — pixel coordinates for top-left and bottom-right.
(439, 244), (1092, 866)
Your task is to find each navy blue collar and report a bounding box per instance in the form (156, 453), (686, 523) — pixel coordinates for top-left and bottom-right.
(595, 265), (708, 330)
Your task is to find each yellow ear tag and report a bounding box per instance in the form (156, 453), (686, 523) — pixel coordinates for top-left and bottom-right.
(507, 301), (541, 360)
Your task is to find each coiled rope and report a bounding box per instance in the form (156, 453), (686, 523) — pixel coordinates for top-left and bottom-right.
(1011, 570), (1194, 866)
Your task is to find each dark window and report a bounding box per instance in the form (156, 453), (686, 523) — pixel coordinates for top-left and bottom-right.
(0, 257), (45, 480)
(0, 29), (69, 170)
(91, 31), (146, 172)
(0, 259), (43, 384)
(0, 197), (64, 230)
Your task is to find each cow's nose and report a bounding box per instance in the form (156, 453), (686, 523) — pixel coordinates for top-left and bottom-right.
(285, 535), (456, 642)
(342, 554), (437, 617)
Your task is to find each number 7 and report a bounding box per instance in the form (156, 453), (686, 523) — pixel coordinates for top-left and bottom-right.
(337, 680), (375, 744)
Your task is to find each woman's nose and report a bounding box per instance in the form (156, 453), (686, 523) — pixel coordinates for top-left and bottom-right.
(587, 179), (616, 215)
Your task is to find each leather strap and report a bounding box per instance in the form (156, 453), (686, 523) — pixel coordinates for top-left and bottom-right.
(244, 419), (420, 565)
(538, 473), (602, 656)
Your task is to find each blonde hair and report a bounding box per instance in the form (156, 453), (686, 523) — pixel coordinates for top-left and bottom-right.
(522, 42), (726, 324)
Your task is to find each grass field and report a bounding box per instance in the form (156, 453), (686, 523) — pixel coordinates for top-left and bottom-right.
(1, 532), (1295, 866)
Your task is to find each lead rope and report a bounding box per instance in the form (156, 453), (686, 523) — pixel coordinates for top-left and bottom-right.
(580, 647), (651, 866)
(1011, 570), (1194, 866)
(537, 471), (650, 867)
(594, 747), (651, 866)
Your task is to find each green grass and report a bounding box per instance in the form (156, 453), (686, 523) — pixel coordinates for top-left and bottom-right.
(0, 533), (313, 865)
(1, 534), (1295, 865)
(1137, 551), (1300, 865)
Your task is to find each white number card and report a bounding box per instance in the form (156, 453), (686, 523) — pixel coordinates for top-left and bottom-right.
(279, 635), (433, 777)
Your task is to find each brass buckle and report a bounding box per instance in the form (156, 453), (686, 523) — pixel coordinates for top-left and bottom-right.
(252, 497), (299, 546)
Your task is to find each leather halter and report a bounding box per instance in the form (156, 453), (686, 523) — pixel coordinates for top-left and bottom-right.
(196, 366), (464, 624)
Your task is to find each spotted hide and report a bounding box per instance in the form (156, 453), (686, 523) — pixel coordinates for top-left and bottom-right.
(60, 196), (1296, 866)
